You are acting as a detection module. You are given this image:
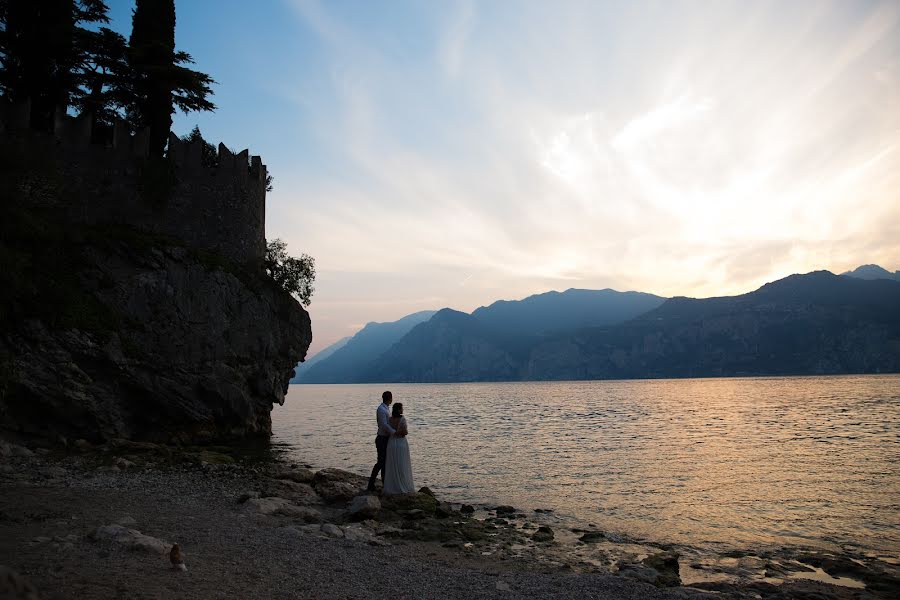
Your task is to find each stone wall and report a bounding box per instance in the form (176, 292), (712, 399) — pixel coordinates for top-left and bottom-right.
(0, 100), (267, 266)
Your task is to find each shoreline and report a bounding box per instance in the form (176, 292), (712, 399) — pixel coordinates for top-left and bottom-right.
(1, 436), (897, 599)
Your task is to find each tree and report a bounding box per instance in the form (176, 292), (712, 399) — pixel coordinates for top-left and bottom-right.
(72, 25), (128, 129)
(125, 0), (214, 156)
(264, 239), (315, 307)
(0, 1), (109, 131)
(181, 125), (217, 167)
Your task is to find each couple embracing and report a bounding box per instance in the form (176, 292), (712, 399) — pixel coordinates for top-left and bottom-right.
(367, 391), (415, 495)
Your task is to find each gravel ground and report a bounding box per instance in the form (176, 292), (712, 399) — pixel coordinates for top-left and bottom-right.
(0, 457), (721, 600)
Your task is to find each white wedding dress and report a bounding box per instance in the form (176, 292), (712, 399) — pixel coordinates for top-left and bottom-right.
(383, 417), (415, 495)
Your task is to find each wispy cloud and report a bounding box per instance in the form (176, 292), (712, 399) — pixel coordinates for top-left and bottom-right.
(269, 0), (900, 353)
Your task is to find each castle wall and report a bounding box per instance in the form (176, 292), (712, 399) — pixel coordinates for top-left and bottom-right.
(0, 101), (268, 266)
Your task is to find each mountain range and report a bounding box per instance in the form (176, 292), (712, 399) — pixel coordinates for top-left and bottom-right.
(293, 265), (900, 383)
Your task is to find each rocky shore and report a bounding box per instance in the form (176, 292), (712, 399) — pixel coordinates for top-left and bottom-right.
(1, 436), (896, 599)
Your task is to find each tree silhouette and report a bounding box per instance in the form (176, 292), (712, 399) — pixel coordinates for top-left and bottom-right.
(0, 0), (108, 131)
(264, 239), (316, 306)
(125, 0), (214, 156)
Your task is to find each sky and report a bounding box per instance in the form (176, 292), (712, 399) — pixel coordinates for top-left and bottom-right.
(104, 0), (900, 356)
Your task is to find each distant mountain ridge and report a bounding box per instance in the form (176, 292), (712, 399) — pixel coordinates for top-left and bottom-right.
(841, 264), (900, 282)
(290, 336), (351, 383)
(296, 310), (436, 383)
(471, 288), (665, 333)
(298, 287), (665, 383)
(294, 264), (900, 384)
(370, 271), (899, 382)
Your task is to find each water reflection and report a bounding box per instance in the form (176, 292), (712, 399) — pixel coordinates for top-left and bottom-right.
(274, 375), (900, 558)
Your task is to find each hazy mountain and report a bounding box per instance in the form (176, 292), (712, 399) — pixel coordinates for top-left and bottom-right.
(297, 310), (436, 383)
(365, 271), (900, 382)
(364, 309), (521, 383)
(471, 288), (665, 334)
(362, 288), (669, 382)
(526, 271), (900, 380)
(841, 264), (900, 282)
(289, 336), (351, 383)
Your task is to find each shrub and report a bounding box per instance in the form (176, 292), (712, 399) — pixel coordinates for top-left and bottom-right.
(264, 239), (315, 306)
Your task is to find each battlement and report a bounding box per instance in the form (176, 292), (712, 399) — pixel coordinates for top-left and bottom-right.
(1, 99), (268, 265)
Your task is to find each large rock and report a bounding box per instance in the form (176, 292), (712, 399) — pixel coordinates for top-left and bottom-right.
(312, 468), (369, 488)
(263, 479), (319, 504)
(641, 551), (682, 587)
(532, 526), (554, 543)
(273, 465), (315, 484)
(347, 495), (380, 520)
(244, 497), (321, 522)
(312, 469), (368, 503)
(381, 492), (439, 515)
(90, 524), (170, 555)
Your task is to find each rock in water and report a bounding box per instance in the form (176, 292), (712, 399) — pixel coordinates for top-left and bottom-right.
(532, 526), (554, 543)
(347, 495), (381, 520)
(642, 551), (682, 587)
(381, 492), (439, 515)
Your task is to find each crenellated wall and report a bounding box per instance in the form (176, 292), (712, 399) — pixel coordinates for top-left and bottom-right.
(0, 99), (268, 266)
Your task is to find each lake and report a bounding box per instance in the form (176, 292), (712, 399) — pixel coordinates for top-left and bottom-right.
(274, 375), (900, 562)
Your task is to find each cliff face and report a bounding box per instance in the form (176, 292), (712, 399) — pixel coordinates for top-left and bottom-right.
(0, 104), (311, 443)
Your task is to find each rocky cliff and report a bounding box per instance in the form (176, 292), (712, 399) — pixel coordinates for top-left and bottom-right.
(0, 104), (311, 443)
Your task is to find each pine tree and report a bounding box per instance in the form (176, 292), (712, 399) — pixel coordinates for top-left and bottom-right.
(126, 0), (214, 156)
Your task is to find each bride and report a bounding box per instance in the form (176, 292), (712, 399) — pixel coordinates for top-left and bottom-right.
(383, 403), (415, 495)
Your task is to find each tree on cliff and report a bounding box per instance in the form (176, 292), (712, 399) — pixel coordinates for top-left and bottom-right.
(124, 0), (215, 156)
(72, 25), (129, 129)
(0, 0), (109, 131)
(265, 239), (316, 307)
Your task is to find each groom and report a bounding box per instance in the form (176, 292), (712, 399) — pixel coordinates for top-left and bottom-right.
(367, 390), (396, 492)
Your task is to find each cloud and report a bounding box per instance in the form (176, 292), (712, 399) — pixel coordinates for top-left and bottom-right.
(272, 0), (900, 354)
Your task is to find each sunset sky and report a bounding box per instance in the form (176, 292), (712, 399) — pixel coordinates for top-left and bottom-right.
(105, 0), (900, 355)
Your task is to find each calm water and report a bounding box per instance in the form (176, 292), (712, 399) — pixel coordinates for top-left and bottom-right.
(274, 376), (900, 560)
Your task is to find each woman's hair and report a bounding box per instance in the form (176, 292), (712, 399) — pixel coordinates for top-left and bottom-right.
(391, 403), (403, 417)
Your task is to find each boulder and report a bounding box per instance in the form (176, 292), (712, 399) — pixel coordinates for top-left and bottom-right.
(435, 502), (454, 519)
(642, 551), (681, 587)
(495, 505), (515, 515)
(312, 469), (368, 502)
(273, 465), (315, 484)
(312, 468), (369, 488)
(460, 504), (475, 514)
(321, 523), (344, 538)
(314, 481), (361, 503)
(243, 497), (321, 522)
(418, 486), (435, 497)
(532, 526), (554, 543)
(342, 525), (374, 543)
(618, 563), (660, 585)
(579, 532), (606, 544)
(1, 443), (34, 458)
(381, 492), (439, 515)
(263, 479), (319, 504)
(347, 495), (380, 520)
(90, 524), (169, 555)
